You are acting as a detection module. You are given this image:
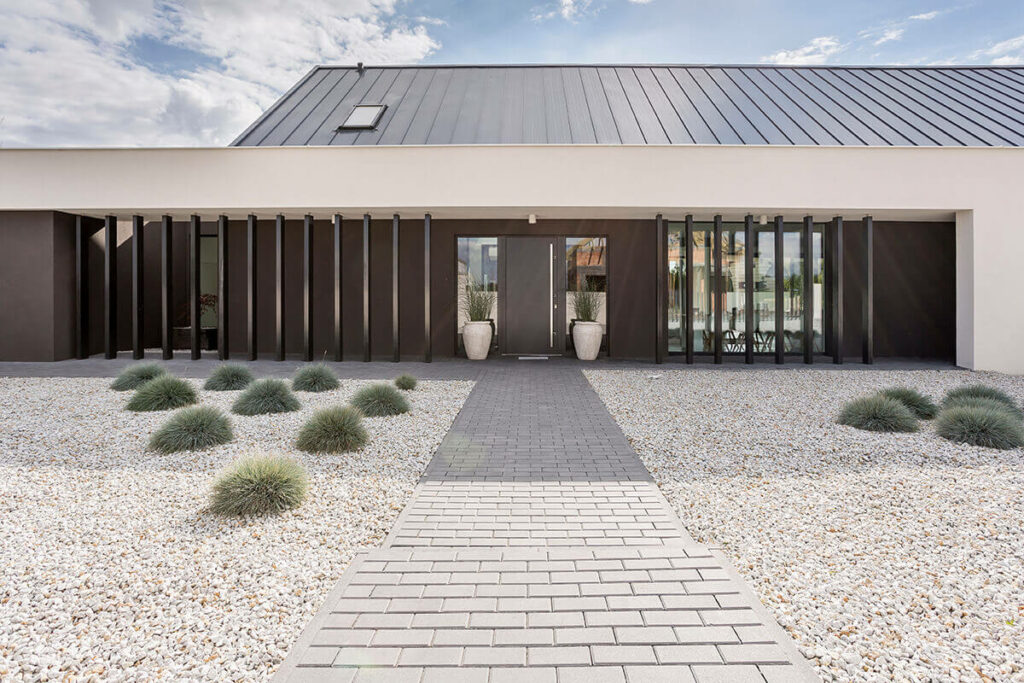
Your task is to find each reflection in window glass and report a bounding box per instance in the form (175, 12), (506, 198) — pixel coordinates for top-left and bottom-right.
(692, 225), (714, 354)
(813, 225), (825, 353)
(782, 224), (805, 354)
(456, 237), (498, 334)
(721, 225), (745, 354)
(667, 225), (685, 353)
(752, 227), (776, 354)
(566, 237), (607, 336)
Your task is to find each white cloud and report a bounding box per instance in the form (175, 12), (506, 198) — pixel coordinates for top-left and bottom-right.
(760, 36), (844, 65)
(531, 0), (597, 22)
(970, 33), (1024, 65)
(909, 11), (940, 21)
(0, 0), (440, 147)
(874, 28), (905, 45)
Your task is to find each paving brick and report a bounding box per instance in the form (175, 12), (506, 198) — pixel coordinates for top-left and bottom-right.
(557, 666), (626, 682)
(719, 643), (791, 664)
(527, 646), (592, 666)
(584, 610), (644, 627)
(654, 645), (723, 664)
(527, 611), (585, 628)
(623, 665), (696, 683)
(614, 626), (677, 644)
(332, 647), (401, 667)
(421, 668), (489, 683)
(554, 626), (615, 645)
(691, 664), (765, 683)
(397, 646), (463, 666)
(591, 645), (657, 665)
(489, 668), (557, 683)
(461, 646), (526, 666)
(493, 628), (554, 645)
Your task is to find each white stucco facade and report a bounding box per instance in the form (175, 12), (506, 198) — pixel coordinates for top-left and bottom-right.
(0, 144), (1022, 373)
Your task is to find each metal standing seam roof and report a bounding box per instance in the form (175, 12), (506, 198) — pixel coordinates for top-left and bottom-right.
(230, 64), (1024, 148)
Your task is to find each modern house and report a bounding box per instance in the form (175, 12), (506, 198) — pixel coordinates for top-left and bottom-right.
(1, 64), (1022, 372)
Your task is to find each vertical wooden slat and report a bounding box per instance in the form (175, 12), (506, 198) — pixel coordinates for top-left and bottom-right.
(774, 215), (785, 365)
(863, 215), (874, 365)
(744, 215), (754, 364)
(275, 214), (285, 361)
(713, 215), (723, 365)
(832, 216), (844, 365)
(161, 216), (172, 360)
(424, 213), (432, 363)
(303, 214), (314, 362)
(247, 215), (257, 361)
(217, 215), (229, 361)
(392, 214), (400, 363)
(131, 216), (144, 359)
(684, 215), (694, 365)
(104, 215), (117, 360)
(655, 214), (665, 364)
(803, 215), (814, 364)
(189, 215), (201, 360)
(363, 214), (371, 362)
(334, 214), (343, 362)
(75, 216), (89, 359)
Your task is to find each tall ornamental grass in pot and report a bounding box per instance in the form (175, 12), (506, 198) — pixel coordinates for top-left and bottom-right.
(462, 276), (496, 360)
(570, 277), (604, 361)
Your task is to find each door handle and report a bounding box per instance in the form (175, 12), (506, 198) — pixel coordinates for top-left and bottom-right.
(549, 242), (554, 348)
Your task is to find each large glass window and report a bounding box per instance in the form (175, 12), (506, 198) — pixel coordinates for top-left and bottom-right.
(813, 225), (825, 353)
(782, 223), (805, 354)
(667, 225), (685, 353)
(692, 224), (714, 354)
(566, 237), (607, 337)
(721, 225), (746, 354)
(752, 226), (777, 354)
(456, 237), (498, 336)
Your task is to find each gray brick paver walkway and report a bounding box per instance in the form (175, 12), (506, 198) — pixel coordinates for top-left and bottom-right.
(275, 364), (818, 683)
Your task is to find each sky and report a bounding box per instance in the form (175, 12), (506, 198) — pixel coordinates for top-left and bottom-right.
(1, 0), (1022, 147)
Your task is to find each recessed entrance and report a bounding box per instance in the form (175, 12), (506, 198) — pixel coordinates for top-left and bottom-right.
(501, 236), (562, 355)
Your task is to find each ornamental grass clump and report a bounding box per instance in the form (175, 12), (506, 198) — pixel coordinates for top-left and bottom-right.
(292, 364), (340, 392)
(296, 406), (368, 453)
(351, 383), (410, 417)
(944, 384), (1019, 413)
(394, 374), (417, 391)
(208, 454), (308, 517)
(125, 375), (198, 412)
(232, 379), (300, 415)
(837, 395), (918, 433)
(204, 364), (255, 391)
(149, 406), (233, 454)
(879, 386), (939, 420)
(935, 405), (1024, 450)
(942, 395), (1024, 422)
(110, 363), (166, 391)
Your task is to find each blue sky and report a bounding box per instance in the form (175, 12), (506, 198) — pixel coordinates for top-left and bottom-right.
(1, 0), (1022, 147)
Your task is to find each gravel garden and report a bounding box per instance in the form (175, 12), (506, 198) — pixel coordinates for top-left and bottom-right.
(586, 368), (1024, 683)
(0, 365), (472, 682)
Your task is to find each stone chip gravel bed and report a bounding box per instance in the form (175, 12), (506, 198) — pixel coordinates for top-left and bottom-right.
(585, 368), (1023, 683)
(0, 376), (472, 682)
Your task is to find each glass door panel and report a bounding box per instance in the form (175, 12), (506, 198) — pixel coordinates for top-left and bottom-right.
(691, 225), (714, 354)
(721, 225), (745, 354)
(456, 237), (499, 336)
(782, 224), (805, 354)
(813, 225), (825, 353)
(667, 224), (684, 354)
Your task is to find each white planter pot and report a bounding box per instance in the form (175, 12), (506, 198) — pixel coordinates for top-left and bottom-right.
(462, 321), (493, 360)
(572, 321), (603, 361)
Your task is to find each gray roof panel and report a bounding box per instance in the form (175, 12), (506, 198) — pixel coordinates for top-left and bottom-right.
(231, 64), (1024, 147)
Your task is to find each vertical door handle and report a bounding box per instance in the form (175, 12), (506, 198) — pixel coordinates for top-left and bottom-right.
(549, 242), (554, 348)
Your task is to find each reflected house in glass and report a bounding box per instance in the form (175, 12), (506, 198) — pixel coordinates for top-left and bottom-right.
(4, 63), (1016, 369)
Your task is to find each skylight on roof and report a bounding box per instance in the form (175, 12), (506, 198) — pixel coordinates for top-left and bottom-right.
(339, 104), (386, 130)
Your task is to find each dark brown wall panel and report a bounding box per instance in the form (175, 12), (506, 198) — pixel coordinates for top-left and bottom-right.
(399, 218), (426, 360)
(370, 219), (394, 359)
(341, 219), (365, 360)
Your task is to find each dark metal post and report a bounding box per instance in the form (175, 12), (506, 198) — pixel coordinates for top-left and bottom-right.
(104, 215), (117, 359)
(189, 215), (201, 360)
(424, 214), (432, 363)
(774, 216), (785, 365)
(247, 215), (257, 361)
(363, 214), (371, 362)
(131, 216), (145, 359)
(333, 214), (343, 362)
(832, 216), (844, 364)
(713, 215), (723, 364)
(217, 215), (229, 360)
(392, 214), (400, 362)
(862, 215), (874, 365)
(161, 216), (172, 359)
(684, 215), (694, 365)
(75, 216), (89, 359)
(744, 215), (754, 364)
(655, 214), (665, 364)
(803, 215), (814, 364)
(275, 215), (285, 361)
(303, 214), (314, 362)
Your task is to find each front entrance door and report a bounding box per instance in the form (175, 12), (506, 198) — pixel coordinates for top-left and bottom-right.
(501, 236), (562, 355)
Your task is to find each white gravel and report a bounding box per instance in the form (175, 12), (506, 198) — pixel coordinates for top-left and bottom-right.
(0, 376), (472, 682)
(585, 368), (1024, 683)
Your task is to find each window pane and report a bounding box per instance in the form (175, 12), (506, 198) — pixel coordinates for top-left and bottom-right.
(667, 224), (685, 353)
(813, 225), (825, 353)
(342, 105), (384, 128)
(692, 225), (714, 353)
(566, 237), (607, 336)
(782, 223), (804, 354)
(722, 225), (745, 354)
(457, 237), (498, 335)
(752, 227), (777, 353)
